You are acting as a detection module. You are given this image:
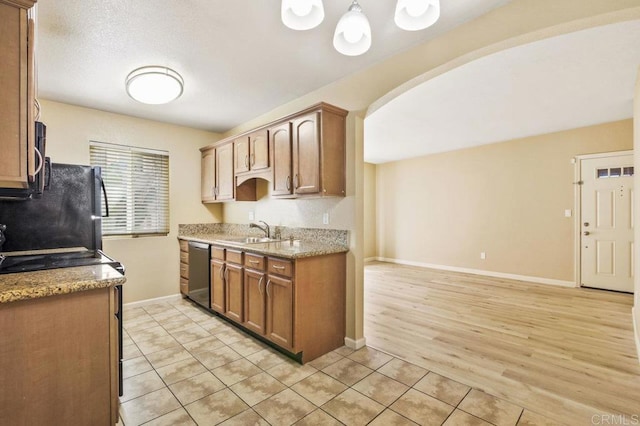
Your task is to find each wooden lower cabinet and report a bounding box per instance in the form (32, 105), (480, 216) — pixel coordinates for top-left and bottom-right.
(265, 273), (294, 350)
(225, 263), (243, 322)
(243, 268), (266, 334)
(0, 287), (120, 425)
(211, 259), (225, 313)
(179, 239), (189, 295)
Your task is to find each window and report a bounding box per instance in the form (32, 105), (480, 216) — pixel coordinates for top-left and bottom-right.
(90, 141), (169, 237)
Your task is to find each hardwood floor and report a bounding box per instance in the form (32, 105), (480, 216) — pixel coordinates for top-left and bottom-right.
(364, 262), (640, 424)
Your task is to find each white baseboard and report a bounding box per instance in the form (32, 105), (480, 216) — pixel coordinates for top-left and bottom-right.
(345, 336), (367, 350)
(364, 257), (377, 263)
(124, 293), (183, 308)
(375, 257), (576, 288)
(633, 306), (640, 364)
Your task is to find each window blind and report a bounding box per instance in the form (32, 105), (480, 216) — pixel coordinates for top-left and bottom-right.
(90, 141), (169, 237)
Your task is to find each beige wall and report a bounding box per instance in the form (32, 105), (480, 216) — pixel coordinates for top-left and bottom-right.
(376, 120), (633, 282)
(363, 163), (377, 260)
(39, 100), (223, 303)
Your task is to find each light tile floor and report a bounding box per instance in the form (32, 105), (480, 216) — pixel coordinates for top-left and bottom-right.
(119, 298), (561, 426)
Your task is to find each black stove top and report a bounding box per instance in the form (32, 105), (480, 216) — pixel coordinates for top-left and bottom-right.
(0, 250), (124, 275)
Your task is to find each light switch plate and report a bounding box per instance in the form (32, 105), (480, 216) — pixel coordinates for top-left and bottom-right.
(564, 209), (572, 218)
(249, 211), (255, 221)
(480, 252), (486, 260)
(323, 212), (330, 225)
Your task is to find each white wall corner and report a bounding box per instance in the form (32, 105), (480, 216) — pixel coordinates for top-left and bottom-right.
(344, 336), (367, 350)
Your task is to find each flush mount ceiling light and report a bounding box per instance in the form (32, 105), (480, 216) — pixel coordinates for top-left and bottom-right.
(125, 66), (184, 105)
(281, 0), (325, 30)
(282, 0), (441, 56)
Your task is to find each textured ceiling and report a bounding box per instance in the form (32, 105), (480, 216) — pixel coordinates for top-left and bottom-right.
(35, 0), (512, 133)
(365, 20), (640, 164)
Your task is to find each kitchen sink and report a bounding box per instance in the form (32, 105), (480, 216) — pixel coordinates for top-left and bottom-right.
(215, 236), (282, 244)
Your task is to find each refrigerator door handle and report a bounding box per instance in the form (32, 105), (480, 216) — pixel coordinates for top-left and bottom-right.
(101, 178), (110, 218)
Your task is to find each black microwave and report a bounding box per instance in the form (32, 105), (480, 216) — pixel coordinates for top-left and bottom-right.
(0, 121), (50, 201)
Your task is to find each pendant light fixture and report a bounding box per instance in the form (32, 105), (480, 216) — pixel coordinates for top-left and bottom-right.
(395, 0), (440, 31)
(281, 0), (325, 31)
(280, 0), (441, 56)
(126, 66), (184, 105)
(333, 0), (371, 56)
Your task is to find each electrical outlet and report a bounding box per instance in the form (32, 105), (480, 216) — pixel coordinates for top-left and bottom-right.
(480, 252), (486, 260)
(564, 209), (572, 218)
(322, 212), (330, 225)
(248, 211), (254, 221)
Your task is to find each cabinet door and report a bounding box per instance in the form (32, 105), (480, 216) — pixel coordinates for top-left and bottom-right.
(216, 143), (234, 201)
(234, 137), (249, 174)
(292, 112), (321, 195)
(266, 274), (294, 350)
(225, 263), (243, 323)
(249, 129), (269, 171)
(270, 122), (293, 196)
(0, 3), (28, 189)
(201, 148), (216, 202)
(243, 269), (266, 335)
(210, 260), (225, 314)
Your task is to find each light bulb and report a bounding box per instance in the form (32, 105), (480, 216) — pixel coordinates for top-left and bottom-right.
(343, 17), (364, 43)
(290, 1), (313, 17)
(405, 0), (429, 17)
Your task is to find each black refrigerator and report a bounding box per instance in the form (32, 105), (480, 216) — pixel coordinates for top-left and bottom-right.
(0, 162), (125, 396)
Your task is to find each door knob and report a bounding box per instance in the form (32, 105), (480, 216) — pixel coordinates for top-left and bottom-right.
(583, 222), (589, 227)
(583, 231), (590, 236)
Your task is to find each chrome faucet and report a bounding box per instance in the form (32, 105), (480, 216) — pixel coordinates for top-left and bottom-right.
(249, 221), (270, 238)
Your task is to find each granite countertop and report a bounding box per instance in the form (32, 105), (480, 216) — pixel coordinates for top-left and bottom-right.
(179, 233), (349, 259)
(0, 265), (126, 304)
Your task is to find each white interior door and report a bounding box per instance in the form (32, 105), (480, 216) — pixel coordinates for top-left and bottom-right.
(580, 153), (634, 293)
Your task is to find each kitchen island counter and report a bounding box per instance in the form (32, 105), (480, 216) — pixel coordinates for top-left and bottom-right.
(0, 264), (126, 303)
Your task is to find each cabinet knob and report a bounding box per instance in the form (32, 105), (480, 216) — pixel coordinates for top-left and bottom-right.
(583, 231), (590, 236)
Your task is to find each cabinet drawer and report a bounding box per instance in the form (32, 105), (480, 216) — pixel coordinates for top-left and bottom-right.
(180, 277), (188, 295)
(226, 249), (243, 265)
(244, 253), (265, 270)
(180, 262), (189, 279)
(268, 258), (293, 277)
(211, 247), (226, 261)
(179, 240), (189, 253)
(180, 251), (189, 264)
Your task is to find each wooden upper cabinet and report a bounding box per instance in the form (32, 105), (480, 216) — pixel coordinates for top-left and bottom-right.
(216, 142), (234, 201)
(201, 147), (215, 202)
(292, 113), (321, 195)
(0, 0), (36, 189)
(270, 122), (293, 197)
(234, 136), (249, 174)
(199, 102), (346, 202)
(249, 129), (269, 171)
(235, 129), (269, 175)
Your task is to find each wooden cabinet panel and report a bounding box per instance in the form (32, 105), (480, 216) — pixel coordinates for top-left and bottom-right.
(244, 253), (265, 270)
(180, 262), (189, 280)
(292, 112), (321, 195)
(0, 286), (118, 425)
(225, 263), (243, 322)
(179, 239), (189, 253)
(226, 249), (243, 265)
(0, 2), (29, 189)
(180, 277), (188, 295)
(270, 122), (293, 196)
(249, 129), (269, 171)
(266, 274), (294, 350)
(211, 246), (225, 261)
(234, 136), (249, 174)
(268, 257), (293, 278)
(216, 143), (234, 201)
(210, 259), (225, 314)
(201, 147), (216, 202)
(243, 269), (266, 335)
(180, 251), (189, 264)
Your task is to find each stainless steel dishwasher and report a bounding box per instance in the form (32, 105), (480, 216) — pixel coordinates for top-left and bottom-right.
(188, 242), (210, 309)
